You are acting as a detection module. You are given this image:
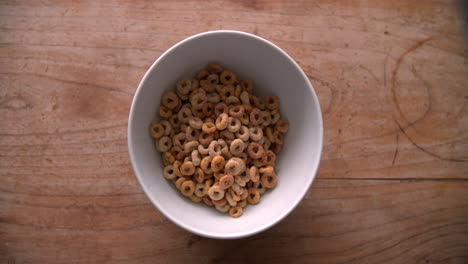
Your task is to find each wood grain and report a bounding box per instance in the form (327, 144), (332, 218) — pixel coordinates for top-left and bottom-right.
(1, 0), (467, 263)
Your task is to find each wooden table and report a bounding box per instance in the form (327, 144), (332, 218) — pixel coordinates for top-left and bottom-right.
(1, 1), (467, 263)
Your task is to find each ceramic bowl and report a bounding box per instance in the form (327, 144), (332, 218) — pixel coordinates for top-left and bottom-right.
(128, 30), (323, 239)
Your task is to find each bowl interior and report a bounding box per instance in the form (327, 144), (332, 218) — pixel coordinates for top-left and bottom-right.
(128, 31), (323, 238)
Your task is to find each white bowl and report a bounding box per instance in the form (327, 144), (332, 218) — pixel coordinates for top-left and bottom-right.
(128, 30), (323, 239)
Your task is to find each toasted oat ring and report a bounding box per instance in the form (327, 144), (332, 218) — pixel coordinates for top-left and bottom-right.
(276, 119), (289, 133)
(207, 62), (223, 74)
(162, 152), (175, 165)
(172, 132), (186, 147)
(170, 146), (186, 161)
(247, 188), (260, 204)
(273, 130), (284, 144)
(219, 174), (234, 189)
(185, 126), (200, 142)
(240, 79), (253, 92)
(180, 180), (195, 197)
(265, 127), (275, 142)
(199, 132), (214, 145)
(177, 107), (192, 122)
(247, 142), (264, 159)
(259, 111), (272, 126)
(225, 157), (245, 176)
(175, 177), (188, 190)
(163, 165), (176, 180)
(189, 195), (202, 203)
(193, 167), (205, 183)
(196, 69), (209, 80)
(227, 117), (241, 133)
(249, 166), (260, 182)
(207, 185), (225, 201)
(229, 206), (243, 218)
(264, 150), (276, 166)
(198, 144), (209, 155)
(215, 203), (230, 213)
(191, 150), (201, 166)
(264, 95), (279, 111)
(157, 136), (172, 152)
(227, 188), (241, 202)
(229, 105), (244, 118)
(194, 183), (207, 197)
(180, 161), (195, 176)
(215, 113), (228, 130)
(225, 96), (240, 106)
(202, 121), (216, 134)
(214, 102), (228, 116)
(238, 199), (247, 208)
(212, 197), (227, 207)
(225, 192), (237, 207)
(188, 117), (203, 129)
(169, 115), (181, 129)
(249, 108), (261, 125)
(149, 122), (164, 139)
(200, 156), (213, 174)
(271, 111), (280, 124)
(162, 92), (179, 109)
(183, 141), (199, 154)
(160, 120), (172, 136)
(261, 172), (277, 189)
(159, 106), (172, 119)
(220, 70), (237, 85)
(235, 126), (250, 141)
(176, 78), (192, 95)
(211, 155), (226, 173)
(208, 141), (223, 157)
(229, 138), (245, 156)
(202, 102), (214, 117)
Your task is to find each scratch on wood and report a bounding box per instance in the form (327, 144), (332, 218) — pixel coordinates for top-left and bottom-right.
(391, 133), (399, 167)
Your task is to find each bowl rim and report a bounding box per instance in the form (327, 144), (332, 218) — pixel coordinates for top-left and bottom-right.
(128, 30), (323, 239)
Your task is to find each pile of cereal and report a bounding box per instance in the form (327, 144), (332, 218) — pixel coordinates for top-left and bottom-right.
(149, 63), (289, 218)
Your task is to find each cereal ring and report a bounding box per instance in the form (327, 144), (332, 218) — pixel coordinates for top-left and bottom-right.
(247, 188), (260, 204)
(202, 102), (214, 117)
(207, 92), (221, 104)
(194, 183), (208, 197)
(240, 79), (253, 92)
(220, 130), (234, 142)
(207, 62), (223, 74)
(149, 122), (164, 139)
(160, 120), (172, 136)
(218, 174), (234, 189)
(240, 112), (249, 125)
(225, 192), (237, 207)
(173, 160), (182, 177)
(215, 113), (228, 130)
(259, 111), (272, 126)
(202, 121), (216, 133)
(261, 172), (277, 189)
(200, 80), (216, 93)
(235, 175), (247, 187)
(213, 172), (224, 181)
(157, 136), (172, 152)
(249, 95), (260, 108)
(159, 105), (172, 119)
(229, 139), (245, 156)
(254, 182), (267, 194)
(252, 158), (266, 168)
(276, 119), (289, 133)
(203, 196), (214, 206)
(264, 150), (276, 166)
(272, 143), (282, 154)
(264, 95), (279, 111)
(273, 130), (284, 144)
(220, 70), (237, 85)
(188, 117), (202, 130)
(183, 141), (199, 153)
(231, 183), (243, 196)
(249, 108), (261, 125)
(170, 146), (186, 161)
(219, 85), (235, 99)
(176, 78), (192, 95)
(211, 155), (226, 173)
(238, 199), (247, 208)
(207, 73), (219, 84)
(234, 84), (242, 98)
(181, 180), (195, 197)
(265, 127), (275, 143)
(212, 197), (227, 207)
(200, 156), (213, 174)
(214, 102), (228, 116)
(193, 167), (204, 184)
(169, 115), (181, 129)
(270, 111), (280, 125)
(162, 92), (179, 109)
(258, 98), (265, 110)
(207, 185), (225, 201)
(249, 166), (260, 182)
(190, 93), (207, 110)
(175, 177), (188, 190)
(227, 188), (241, 202)
(191, 150), (201, 166)
(240, 91), (250, 105)
(215, 203), (230, 213)
(196, 69), (209, 80)
(198, 144), (209, 155)
(240, 188), (248, 200)
(242, 104), (253, 114)
(208, 140), (223, 157)
(177, 107), (192, 122)
(229, 105), (244, 118)
(235, 126), (250, 141)
(238, 152), (248, 165)
(180, 161), (195, 176)
(247, 142), (264, 159)
(189, 195), (203, 203)
(229, 206), (243, 218)
(225, 157), (246, 176)
(162, 152), (175, 165)
(191, 107), (205, 119)
(185, 126), (200, 142)
(227, 117), (241, 133)
(199, 132), (214, 145)
(163, 165), (176, 180)
(225, 96), (240, 105)
(172, 132), (186, 147)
